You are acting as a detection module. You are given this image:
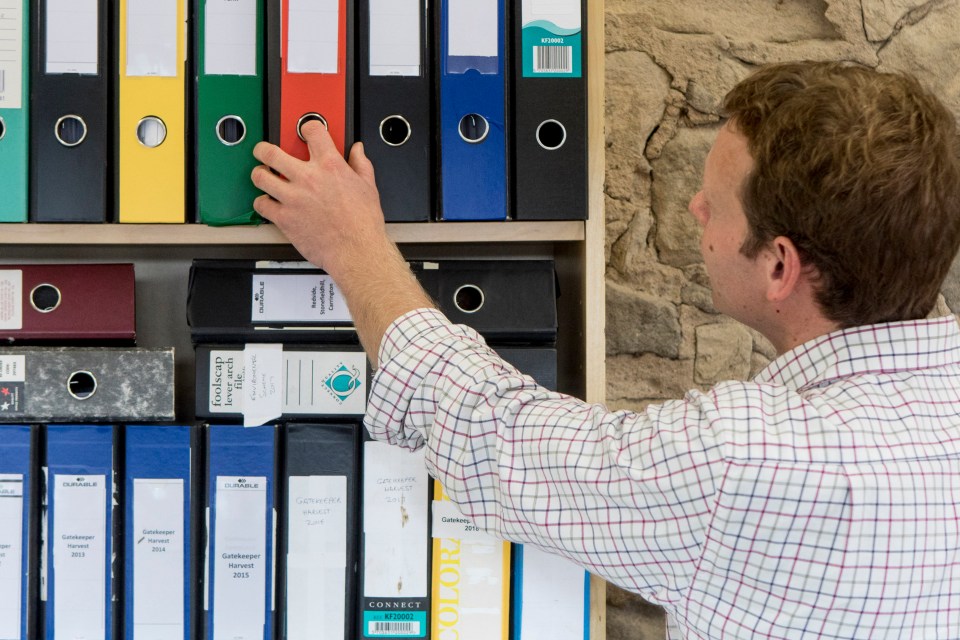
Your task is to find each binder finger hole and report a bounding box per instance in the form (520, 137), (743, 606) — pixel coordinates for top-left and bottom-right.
(380, 115), (411, 147)
(536, 119), (567, 151)
(0, 117), (5, 141)
(216, 116), (247, 146)
(67, 371), (97, 400)
(55, 115), (87, 147)
(458, 114), (489, 144)
(297, 113), (328, 142)
(137, 117), (167, 148)
(30, 284), (62, 313)
(453, 284), (485, 314)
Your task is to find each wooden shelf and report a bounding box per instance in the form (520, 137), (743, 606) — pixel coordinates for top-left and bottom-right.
(0, 220), (585, 245)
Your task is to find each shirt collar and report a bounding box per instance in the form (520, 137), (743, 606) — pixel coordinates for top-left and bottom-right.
(755, 316), (960, 392)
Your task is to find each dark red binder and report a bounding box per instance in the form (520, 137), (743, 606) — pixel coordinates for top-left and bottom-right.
(0, 264), (136, 343)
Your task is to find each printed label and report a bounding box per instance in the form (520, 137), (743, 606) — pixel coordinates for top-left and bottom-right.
(251, 274), (352, 323)
(46, 0), (99, 75)
(431, 499), (494, 542)
(0, 271), (23, 331)
(521, 0), (582, 78)
(132, 478), (184, 639)
(0, 474), (24, 639)
(0, 2), (24, 108)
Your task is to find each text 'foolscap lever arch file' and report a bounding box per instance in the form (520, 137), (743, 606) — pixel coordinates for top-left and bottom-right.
(42, 424), (119, 640)
(278, 0), (353, 159)
(360, 440), (431, 639)
(196, 0), (266, 226)
(0, 425), (38, 640)
(279, 422), (361, 640)
(513, 0), (587, 221)
(357, 0), (431, 221)
(30, 0), (110, 222)
(118, 0), (188, 223)
(439, 0), (508, 220)
(125, 425), (200, 640)
(0, 0), (29, 222)
(205, 424), (277, 640)
(0, 264), (136, 344)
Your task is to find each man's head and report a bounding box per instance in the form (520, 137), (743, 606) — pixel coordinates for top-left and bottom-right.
(719, 61), (960, 328)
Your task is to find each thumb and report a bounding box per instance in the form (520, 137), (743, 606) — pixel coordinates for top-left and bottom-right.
(348, 142), (376, 187)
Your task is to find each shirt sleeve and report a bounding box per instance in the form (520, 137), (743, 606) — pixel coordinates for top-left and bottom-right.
(365, 307), (727, 606)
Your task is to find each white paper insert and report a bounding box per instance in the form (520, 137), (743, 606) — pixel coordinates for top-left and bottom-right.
(431, 499), (494, 542)
(46, 0), (99, 75)
(0, 270), (23, 331)
(369, 0), (420, 77)
(448, 0), (497, 58)
(251, 273), (352, 323)
(518, 546), (586, 640)
(125, 0), (178, 77)
(287, 0), (339, 74)
(286, 475), (347, 640)
(133, 478), (185, 640)
(0, 1), (24, 108)
(362, 443), (428, 596)
(0, 474), (24, 639)
(242, 344), (284, 427)
(205, 0), (257, 76)
(526, 0), (581, 30)
(53, 474), (107, 640)
(213, 475), (267, 640)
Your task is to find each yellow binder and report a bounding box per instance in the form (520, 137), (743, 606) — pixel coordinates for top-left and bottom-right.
(118, 0), (187, 223)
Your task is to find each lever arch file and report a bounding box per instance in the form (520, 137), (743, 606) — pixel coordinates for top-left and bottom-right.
(0, 0), (29, 222)
(0, 424), (38, 640)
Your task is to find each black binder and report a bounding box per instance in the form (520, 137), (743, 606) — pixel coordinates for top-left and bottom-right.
(411, 259), (558, 344)
(357, 0), (433, 221)
(495, 346), (558, 391)
(511, 0), (588, 220)
(30, 0), (110, 222)
(278, 422), (361, 640)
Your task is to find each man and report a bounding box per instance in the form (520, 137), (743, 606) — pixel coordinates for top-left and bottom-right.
(251, 62), (960, 638)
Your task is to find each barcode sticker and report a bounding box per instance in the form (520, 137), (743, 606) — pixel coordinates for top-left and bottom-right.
(533, 45), (571, 73)
(369, 621), (420, 636)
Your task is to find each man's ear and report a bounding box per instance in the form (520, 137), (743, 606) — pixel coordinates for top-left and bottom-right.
(765, 236), (802, 303)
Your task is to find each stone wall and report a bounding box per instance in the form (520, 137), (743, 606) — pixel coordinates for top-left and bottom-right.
(602, 1), (960, 637)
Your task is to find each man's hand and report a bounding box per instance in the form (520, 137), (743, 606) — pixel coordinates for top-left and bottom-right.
(250, 122), (435, 362)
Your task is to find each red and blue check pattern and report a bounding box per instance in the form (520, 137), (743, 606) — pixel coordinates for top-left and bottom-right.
(366, 309), (960, 639)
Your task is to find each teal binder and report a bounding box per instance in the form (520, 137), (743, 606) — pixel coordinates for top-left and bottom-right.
(0, 0), (28, 222)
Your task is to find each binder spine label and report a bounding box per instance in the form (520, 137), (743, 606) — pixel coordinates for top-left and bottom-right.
(0, 473), (24, 638)
(0, 4), (23, 107)
(287, 0), (340, 73)
(521, 0), (582, 78)
(368, 0), (421, 76)
(125, 0), (178, 77)
(45, 0), (99, 75)
(204, 0), (258, 76)
(132, 478), (185, 636)
(251, 274), (352, 323)
(0, 271), (23, 331)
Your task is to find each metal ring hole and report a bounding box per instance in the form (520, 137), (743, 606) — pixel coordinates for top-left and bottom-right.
(67, 371), (97, 400)
(137, 116), (167, 148)
(536, 119), (567, 151)
(297, 113), (328, 142)
(0, 117), (5, 141)
(453, 284), (485, 314)
(380, 115), (411, 147)
(216, 115), (246, 146)
(55, 115), (87, 147)
(458, 114), (489, 144)
(30, 284), (62, 313)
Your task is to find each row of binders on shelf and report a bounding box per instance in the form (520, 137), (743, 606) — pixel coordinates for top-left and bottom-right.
(0, 0), (587, 225)
(1, 422), (590, 640)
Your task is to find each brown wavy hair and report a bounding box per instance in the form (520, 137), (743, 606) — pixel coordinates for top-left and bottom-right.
(723, 61), (960, 327)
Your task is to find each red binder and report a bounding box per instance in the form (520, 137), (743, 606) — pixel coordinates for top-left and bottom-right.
(280, 0), (352, 159)
(0, 264), (136, 343)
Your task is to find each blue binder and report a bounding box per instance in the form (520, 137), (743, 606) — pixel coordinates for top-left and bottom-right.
(124, 425), (198, 640)
(205, 424), (277, 640)
(42, 424), (117, 640)
(0, 425), (37, 640)
(512, 545), (590, 640)
(439, 0), (508, 220)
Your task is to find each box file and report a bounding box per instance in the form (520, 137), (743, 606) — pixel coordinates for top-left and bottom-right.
(30, 0), (110, 222)
(412, 259), (558, 344)
(0, 425), (38, 640)
(512, 0), (588, 220)
(195, 344), (368, 425)
(0, 347), (175, 423)
(186, 260), (356, 344)
(359, 440), (432, 639)
(0, 0), (29, 222)
(195, 0), (266, 226)
(41, 424), (119, 640)
(279, 422), (361, 640)
(124, 425), (200, 640)
(357, 0), (432, 221)
(513, 545), (590, 640)
(0, 264), (136, 344)
(204, 423), (277, 640)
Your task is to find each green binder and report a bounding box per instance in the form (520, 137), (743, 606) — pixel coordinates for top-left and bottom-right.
(195, 0), (265, 226)
(0, 0), (28, 222)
